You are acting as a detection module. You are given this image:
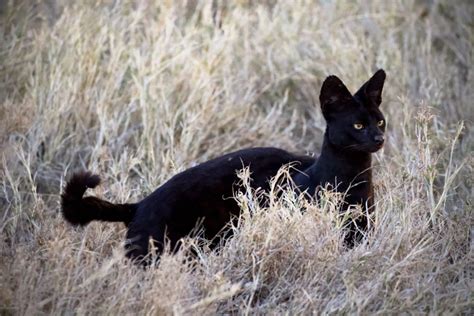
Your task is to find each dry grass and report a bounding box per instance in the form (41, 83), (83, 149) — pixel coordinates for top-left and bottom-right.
(1, 0), (473, 314)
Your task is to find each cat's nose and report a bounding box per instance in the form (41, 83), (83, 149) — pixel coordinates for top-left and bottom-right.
(374, 135), (384, 145)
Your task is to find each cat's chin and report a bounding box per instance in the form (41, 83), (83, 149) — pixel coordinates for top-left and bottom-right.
(367, 144), (384, 153)
(350, 143), (384, 153)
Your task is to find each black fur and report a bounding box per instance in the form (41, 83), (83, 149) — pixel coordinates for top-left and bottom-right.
(61, 172), (136, 226)
(61, 70), (386, 263)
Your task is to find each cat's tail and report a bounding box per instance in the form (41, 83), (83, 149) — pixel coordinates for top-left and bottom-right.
(61, 171), (137, 226)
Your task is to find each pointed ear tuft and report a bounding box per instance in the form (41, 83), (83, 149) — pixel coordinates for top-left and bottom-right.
(319, 75), (353, 118)
(356, 69), (386, 107)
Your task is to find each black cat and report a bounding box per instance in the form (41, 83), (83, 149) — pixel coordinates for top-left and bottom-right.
(61, 69), (386, 263)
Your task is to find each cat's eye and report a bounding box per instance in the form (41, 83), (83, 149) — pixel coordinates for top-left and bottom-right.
(353, 123), (364, 130)
(377, 120), (385, 127)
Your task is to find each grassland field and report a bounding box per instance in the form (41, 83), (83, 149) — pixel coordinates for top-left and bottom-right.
(0, 1), (472, 314)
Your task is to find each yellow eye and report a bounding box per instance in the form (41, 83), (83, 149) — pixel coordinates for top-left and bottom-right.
(377, 120), (385, 127)
(353, 123), (364, 130)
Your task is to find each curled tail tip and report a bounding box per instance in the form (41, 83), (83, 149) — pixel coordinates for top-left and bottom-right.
(72, 171), (101, 189)
(64, 171), (100, 195)
(85, 172), (101, 188)
(61, 171), (101, 226)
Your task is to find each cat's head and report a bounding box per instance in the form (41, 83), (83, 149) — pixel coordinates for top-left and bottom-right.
(319, 69), (386, 153)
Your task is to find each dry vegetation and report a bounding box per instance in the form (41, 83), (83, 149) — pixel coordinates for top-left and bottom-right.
(1, 0), (473, 314)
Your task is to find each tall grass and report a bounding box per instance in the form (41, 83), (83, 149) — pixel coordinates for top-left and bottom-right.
(1, 0), (472, 314)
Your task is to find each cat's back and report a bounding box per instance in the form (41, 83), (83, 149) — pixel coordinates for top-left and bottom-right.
(137, 147), (313, 234)
(149, 147), (314, 198)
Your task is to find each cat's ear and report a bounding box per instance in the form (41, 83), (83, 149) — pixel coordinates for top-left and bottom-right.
(356, 69), (386, 107)
(319, 75), (353, 118)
